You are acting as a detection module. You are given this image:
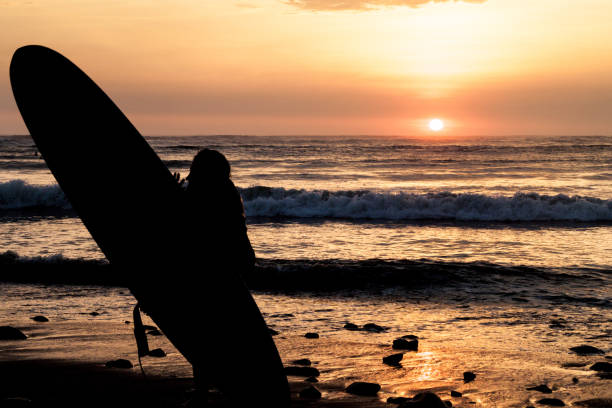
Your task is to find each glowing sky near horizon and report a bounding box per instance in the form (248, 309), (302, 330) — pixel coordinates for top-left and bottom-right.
(0, 0), (611, 136)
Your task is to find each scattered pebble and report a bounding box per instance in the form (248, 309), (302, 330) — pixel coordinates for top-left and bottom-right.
(392, 338), (418, 351)
(573, 398), (612, 408)
(383, 353), (404, 366)
(572, 377), (579, 384)
(400, 334), (419, 340)
(147, 329), (162, 336)
(31, 315), (48, 322)
(299, 385), (321, 399)
(562, 362), (588, 368)
(463, 372), (476, 383)
(270, 313), (294, 318)
(124, 321), (130, 324)
(344, 323), (359, 330)
(451, 391), (463, 397)
(89, 311), (100, 316)
(105, 359), (133, 369)
(0, 326), (27, 340)
(590, 362), (612, 372)
(570, 345), (604, 356)
(304, 332), (319, 339)
(537, 398), (565, 407)
(345, 382), (380, 396)
(148, 348), (166, 357)
(292, 359), (311, 366)
(527, 385), (553, 394)
(363, 323), (386, 333)
(284, 366), (320, 377)
(549, 319), (567, 329)
(400, 392), (448, 408)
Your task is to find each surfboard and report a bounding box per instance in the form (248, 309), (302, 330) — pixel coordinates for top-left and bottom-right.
(10, 45), (289, 407)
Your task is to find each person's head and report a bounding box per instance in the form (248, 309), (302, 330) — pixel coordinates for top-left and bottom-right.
(187, 149), (231, 185)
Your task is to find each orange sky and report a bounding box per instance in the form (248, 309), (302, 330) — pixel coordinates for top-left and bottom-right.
(1, 0), (611, 136)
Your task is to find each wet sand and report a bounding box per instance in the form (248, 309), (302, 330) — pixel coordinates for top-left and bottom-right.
(1, 315), (610, 408)
(0, 319), (386, 407)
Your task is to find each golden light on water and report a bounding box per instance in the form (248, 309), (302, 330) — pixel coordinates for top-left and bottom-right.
(429, 119), (444, 132)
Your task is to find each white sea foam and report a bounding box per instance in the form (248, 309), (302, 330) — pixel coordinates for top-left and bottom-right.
(240, 186), (612, 222)
(0, 179), (70, 210)
(1, 180), (611, 221)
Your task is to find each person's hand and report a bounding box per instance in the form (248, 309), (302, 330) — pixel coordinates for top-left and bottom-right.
(173, 172), (185, 186)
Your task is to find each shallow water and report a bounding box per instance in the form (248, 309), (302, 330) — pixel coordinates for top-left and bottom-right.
(1, 134), (610, 406)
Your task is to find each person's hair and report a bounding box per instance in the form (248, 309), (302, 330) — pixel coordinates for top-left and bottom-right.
(187, 148), (231, 181)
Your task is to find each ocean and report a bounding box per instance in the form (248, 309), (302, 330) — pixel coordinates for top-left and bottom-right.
(1, 134), (611, 406)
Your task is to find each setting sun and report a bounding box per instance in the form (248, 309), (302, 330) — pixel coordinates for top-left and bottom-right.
(429, 118), (444, 132)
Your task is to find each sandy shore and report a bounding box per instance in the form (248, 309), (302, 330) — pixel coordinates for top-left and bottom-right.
(0, 319), (386, 407)
(1, 292), (611, 408)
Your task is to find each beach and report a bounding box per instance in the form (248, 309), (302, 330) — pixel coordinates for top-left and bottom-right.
(1, 280), (610, 407)
(1, 134), (611, 407)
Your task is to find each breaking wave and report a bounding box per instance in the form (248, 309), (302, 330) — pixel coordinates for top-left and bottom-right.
(1, 251), (609, 306)
(1, 179), (611, 222)
(240, 186), (612, 222)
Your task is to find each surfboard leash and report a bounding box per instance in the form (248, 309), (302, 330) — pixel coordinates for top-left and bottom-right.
(133, 303), (150, 381)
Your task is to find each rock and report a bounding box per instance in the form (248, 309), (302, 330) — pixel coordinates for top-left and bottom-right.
(383, 353), (404, 366)
(363, 323), (386, 332)
(399, 392), (448, 408)
(147, 329), (162, 336)
(124, 320), (130, 324)
(105, 359), (133, 369)
(89, 311), (100, 316)
(31, 315), (48, 322)
(304, 332), (319, 339)
(527, 385), (553, 394)
(1, 397), (32, 407)
(590, 362), (612, 372)
(537, 398), (565, 407)
(574, 399), (612, 408)
(344, 323), (359, 330)
(392, 338), (418, 351)
(148, 348), (166, 357)
(305, 376), (318, 383)
(549, 319), (567, 329)
(463, 372), (476, 383)
(292, 358), (311, 366)
(345, 382), (380, 396)
(268, 328), (279, 336)
(562, 362), (588, 368)
(445, 401), (453, 408)
(400, 334), (419, 340)
(570, 345), (605, 356)
(572, 377), (579, 384)
(284, 366), (320, 377)
(0, 326), (27, 340)
(299, 385), (321, 399)
(388, 397), (410, 404)
(451, 391), (462, 397)
(598, 372), (612, 379)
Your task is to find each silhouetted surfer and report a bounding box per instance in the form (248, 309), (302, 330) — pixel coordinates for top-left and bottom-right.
(183, 148), (255, 271)
(179, 149), (257, 404)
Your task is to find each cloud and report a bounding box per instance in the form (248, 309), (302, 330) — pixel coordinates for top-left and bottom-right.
(284, 0), (486, 11)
